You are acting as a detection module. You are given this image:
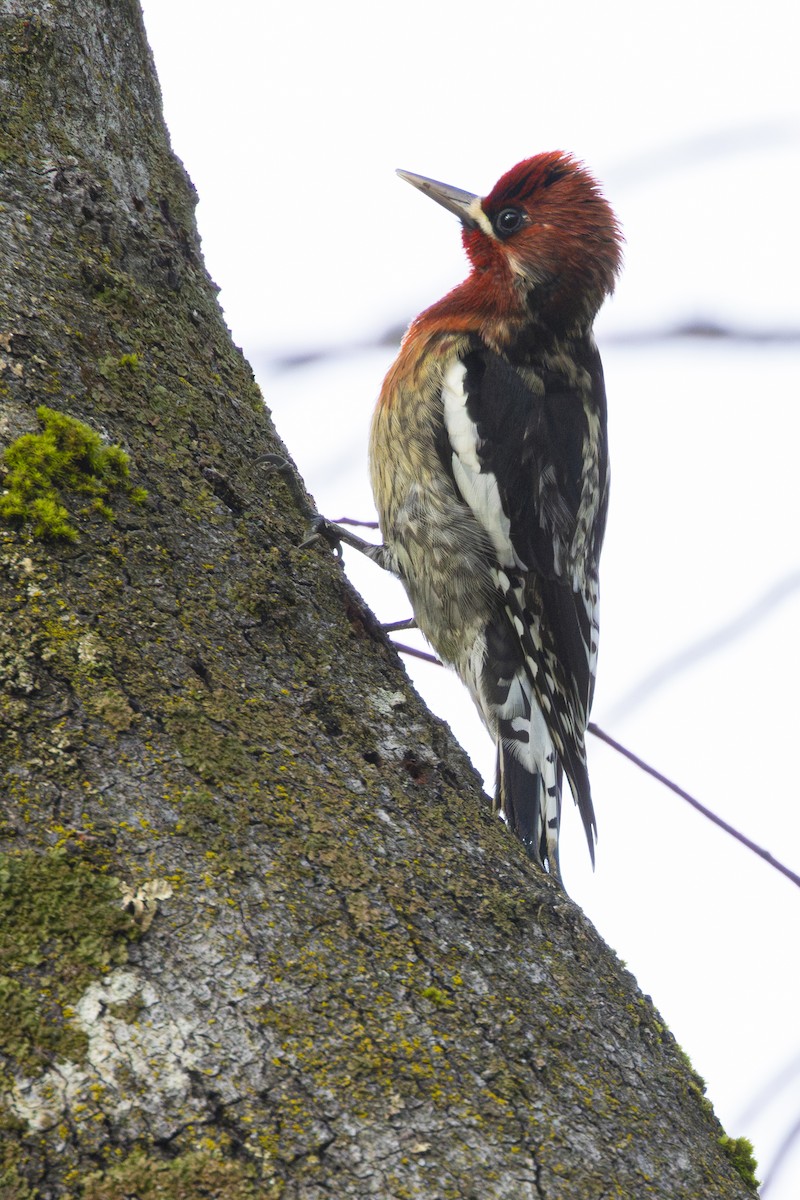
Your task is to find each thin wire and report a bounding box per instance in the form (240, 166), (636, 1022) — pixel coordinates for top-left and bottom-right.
(588, 723), (800, 891)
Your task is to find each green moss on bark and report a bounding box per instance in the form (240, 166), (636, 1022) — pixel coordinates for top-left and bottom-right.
(0, 406), (146, 540)
(718, 1136), (759, 1191)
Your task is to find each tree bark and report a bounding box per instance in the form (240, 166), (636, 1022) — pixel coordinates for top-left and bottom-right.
(0, 4), (755, 1198)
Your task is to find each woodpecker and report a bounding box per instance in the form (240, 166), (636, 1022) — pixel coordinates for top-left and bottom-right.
(321, 154), (621, 882)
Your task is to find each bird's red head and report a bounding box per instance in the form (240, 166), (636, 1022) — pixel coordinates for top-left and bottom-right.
(398, 152), (622, 337)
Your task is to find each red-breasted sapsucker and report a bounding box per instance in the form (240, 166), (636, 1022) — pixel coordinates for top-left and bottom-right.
(327, 154), (621, 883)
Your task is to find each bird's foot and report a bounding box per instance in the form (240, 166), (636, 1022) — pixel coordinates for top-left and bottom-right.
(300, 513), (347, 556)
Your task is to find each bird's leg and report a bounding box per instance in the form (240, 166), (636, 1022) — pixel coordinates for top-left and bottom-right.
(258, 454), (392, 571)
(259, 457), (429, 654)
(300, 513), (391, 570)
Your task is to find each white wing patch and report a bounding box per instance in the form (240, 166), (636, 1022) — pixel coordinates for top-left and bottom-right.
(442, 358), (524, 571)
(442, 359), (481, 468)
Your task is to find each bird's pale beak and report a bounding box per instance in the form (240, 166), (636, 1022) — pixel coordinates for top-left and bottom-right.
(396, 169), (480, 230)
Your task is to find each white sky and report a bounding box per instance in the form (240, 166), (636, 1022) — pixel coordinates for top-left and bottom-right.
(141, 2), (800, 1192)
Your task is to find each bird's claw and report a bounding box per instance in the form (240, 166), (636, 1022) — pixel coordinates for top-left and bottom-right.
(300, 514), (344, 557)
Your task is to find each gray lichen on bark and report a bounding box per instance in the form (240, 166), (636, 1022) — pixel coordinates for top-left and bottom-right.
(0, 3), (756, 1198)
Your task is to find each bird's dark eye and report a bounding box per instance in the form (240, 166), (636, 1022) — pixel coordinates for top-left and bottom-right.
(493, 207), (524, 238)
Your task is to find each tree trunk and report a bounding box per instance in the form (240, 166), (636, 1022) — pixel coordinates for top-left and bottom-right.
(0, 4), (755, 1197)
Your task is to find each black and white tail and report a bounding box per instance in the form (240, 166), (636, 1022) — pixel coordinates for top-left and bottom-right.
(480, 569), (597, 882)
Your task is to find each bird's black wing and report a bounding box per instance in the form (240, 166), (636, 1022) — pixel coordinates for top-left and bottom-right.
(461, 339), (608, 714)
(438, 337), (609, 853)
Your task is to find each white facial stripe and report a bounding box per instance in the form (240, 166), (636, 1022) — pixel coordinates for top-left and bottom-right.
(468, 198), (495, 238)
